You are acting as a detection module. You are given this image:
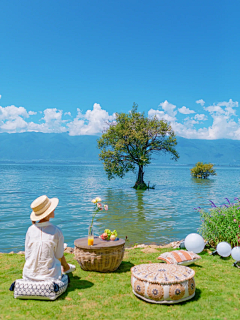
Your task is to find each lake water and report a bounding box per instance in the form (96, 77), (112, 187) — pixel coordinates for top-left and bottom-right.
(0, 163), (240, 253)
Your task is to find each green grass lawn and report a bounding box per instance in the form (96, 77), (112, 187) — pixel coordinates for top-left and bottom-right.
(0, 248), (239, 320)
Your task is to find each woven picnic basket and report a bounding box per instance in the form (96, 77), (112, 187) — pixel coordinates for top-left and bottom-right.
(74, 237), (125, 272)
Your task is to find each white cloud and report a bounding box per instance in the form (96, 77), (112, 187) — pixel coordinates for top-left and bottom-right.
(148, 109), (176, 122)
(68, 103), (115, 136)
(149, 100), (178, 122)
(184, 117), (198, 127)
(1, 99), (240, 140)
(0, 95), (1, 99)
(0, 105), (30, 133)
(218, 99), (238, 109)
(196, 99), (205, 106)
(0, 105), (68, 134)
(204, 100), (238, 117)
(194, 114), (208, 121)
(218, 99), (238, 116)
(207, 115), (237, 139)
(169, 121), (209, 139)
(159, 100), (177, 117)
(0, 105), (29, 120)
(29, 108), (67, 133)
(1, 117), (28, 133)
(28, 111), (37, 116)
(148, 99), (240, 140)
(179, 99), (240, 139)
(42, 108), (63, 123)
(0, 103), (116, 135)
(178, 106), (195, 114)
(204, 105), (225, 114)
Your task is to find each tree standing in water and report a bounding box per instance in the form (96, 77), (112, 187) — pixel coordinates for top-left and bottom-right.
(97, 104), (179, 190)
(191, 162), (216, 179)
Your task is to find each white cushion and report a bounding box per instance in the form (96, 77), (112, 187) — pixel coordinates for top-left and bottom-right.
(10, 274), (69, 300)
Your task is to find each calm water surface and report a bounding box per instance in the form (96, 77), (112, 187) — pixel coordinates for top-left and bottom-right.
(0, 164), (240, 252)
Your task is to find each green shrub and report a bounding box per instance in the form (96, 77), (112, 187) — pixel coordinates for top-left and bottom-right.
(191, 162), (216, 179)
(197, 198), (240, 246)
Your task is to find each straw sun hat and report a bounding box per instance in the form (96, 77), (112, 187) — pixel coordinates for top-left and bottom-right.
(30, 195), (59, 222)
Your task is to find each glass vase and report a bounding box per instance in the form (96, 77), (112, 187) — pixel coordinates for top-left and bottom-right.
(88, 225), (94, 246)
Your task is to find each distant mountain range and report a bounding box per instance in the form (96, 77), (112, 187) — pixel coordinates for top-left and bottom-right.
(0, 132), (240, 166)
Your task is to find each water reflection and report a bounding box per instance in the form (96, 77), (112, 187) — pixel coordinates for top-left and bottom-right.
(94, 188), (174, 246)
(191, 177), (215, 185)
(190, 177), (216, 206)
(136, 190), (145, 221)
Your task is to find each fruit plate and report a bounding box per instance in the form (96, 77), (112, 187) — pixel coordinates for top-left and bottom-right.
(99, 237), (119, 241)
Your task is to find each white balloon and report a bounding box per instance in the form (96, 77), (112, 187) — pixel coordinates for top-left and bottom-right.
(185, 233), (205, 253)
(231, 247), (240, 261)
(216, 242), (232, 257)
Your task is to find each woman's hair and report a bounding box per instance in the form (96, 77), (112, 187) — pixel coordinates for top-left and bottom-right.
(32, 221), (36, 224)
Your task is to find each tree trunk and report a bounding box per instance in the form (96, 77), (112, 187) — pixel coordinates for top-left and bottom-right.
(137, 165), (144, 184)
(133, 165), (147, 189)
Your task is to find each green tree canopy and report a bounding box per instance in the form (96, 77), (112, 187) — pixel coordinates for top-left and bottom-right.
(97, 104), (179, 189)
(191, 162), (216, 179)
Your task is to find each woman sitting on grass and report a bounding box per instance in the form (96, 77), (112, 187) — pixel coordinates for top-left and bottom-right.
(23, 195), (76, 281)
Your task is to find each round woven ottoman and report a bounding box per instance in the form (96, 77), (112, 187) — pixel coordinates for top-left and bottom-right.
(74, 237), (125, 272)
(131, 263), (195, 304)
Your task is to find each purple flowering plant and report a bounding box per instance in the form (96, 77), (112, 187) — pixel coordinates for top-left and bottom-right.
(197, 197), (240, 246)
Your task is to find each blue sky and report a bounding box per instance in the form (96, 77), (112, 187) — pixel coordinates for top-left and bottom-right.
(1, 0), (240, 139)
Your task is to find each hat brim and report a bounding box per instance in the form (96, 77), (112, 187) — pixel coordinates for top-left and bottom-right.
(30, 198), (59, 222)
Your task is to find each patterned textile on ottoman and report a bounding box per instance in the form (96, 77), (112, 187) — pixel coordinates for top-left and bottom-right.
(131, 263), (195, 304)
(157, 250), (201, 266)
(9, 274), (69, 300)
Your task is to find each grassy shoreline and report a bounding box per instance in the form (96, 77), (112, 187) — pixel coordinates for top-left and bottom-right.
(0, 239), (183, 254)
(0, 247), (239, 320)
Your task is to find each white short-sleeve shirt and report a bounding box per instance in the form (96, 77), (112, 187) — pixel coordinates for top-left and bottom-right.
(23, 221), (64, 281)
